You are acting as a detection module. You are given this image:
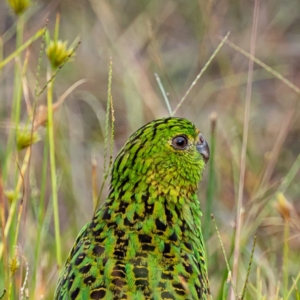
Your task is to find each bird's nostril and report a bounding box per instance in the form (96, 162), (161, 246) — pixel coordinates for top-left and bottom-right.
(199, 134), (205, 144)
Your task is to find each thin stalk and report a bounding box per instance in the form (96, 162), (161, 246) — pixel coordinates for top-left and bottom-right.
(32, 135), (49, 294)
(204, 113), (217, 240)
(172, 32), (230, 116)
(30, 22), (47, 293)
(47, 72), (62, 269)
(5, 15), (24, 181)
(0, 28), (45, 70)
(14, 16), (25, 136)
(154, 73), (172, 116)
(231, 1), (260, 298)
(286, 268), (300, 299)
(0, 171), (8, 294)
(92, 156), (98, 210)
(283, 220), (289, 296)
(95, 58), (113, 213)
(223, 40), (300, 95)
(0, 148), (31, 259)
(241, 233), (257, 299)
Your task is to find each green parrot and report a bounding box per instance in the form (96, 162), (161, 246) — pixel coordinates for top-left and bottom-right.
(55, 117), (211, 300)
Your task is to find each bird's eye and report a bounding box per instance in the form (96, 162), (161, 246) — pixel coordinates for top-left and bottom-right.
(172, 135), (188, 150)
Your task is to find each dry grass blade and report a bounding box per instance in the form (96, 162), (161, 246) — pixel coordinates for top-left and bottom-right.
(33, 79), (87, 129)
(231, 1), (260, 298)
(172, 32), (230, 116)
(0, 28), (45, 69)
(222, 40), (300, 95)
(260, 110), (294, 189)
(211, 214), (233, 289)
(154, 73), (172, 116)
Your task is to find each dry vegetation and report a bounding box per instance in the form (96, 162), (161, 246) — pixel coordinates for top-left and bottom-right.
(0, 0), (300, 299)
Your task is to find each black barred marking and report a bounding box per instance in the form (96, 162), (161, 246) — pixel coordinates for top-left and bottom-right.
(161, 272), (172, 280)
(131, 145), (143, 164)
(71, 287), (80, 299)
(116, 237), (128, 247)
(116, 230), (125, 238)
(93, 229), (104, 238)
(133, 181), (140, 192)
(135, 279), (148, 287)
(165, 206), (172, 223)
(173, 283), (186, 296)
(158, 282), (166, 288)
(196, 284), (202, 298)
(112, 278), (124, 285)
(117, 203), (128, 214)
(111, 270), (126, 278)
(184, 242), (192, 251)
(169, 231), (178, 242)
(138, 234), (152, 243)
(102, 257), (108, 266)
(67, 272), (75, 290)
(89, 220), (98, 229)
(137, 252), (148, 258)
(131, 257), (143, 265)
(142, 193), (149, 202)
(102, 208), (111, 220)
(90, 288), (106, 299)
(184, 263), (193, 274)
(133, 212), (140, 221)
(133, 266), (149, 279)
(79, 264), (91, 274)
(167, 265), (174, 272)
(141, 244), (155, 251)
(161, 291), (175, 299)
(114, 249), (125, 258)
(145, 204), (154, 214)
(106, 221), (117, 229)
(151, 122), (158, 139)
(155, 218), (167, 232)
(182, 254), (189, 261)
(94, 237), (105, 244)
(74, 253), (86, 266)
(93, 244), (105, 256)
(124, 218), (134, 227)
(113, 154), (123, 175)
(119, 189), (126, 200)
(83, 274), (96, 285)
(163, 243), (171, 254)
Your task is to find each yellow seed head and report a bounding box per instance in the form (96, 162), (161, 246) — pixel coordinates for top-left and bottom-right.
(46, 40), (73, 69)
(9, 255), (20, 276)
(17, 127), (40, 150)
(275, 192), (292, 221)
(7, 0), (31, 15)
(4, 189), (21, 204)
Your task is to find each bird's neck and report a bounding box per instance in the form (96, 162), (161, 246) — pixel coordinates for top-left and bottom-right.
(101, 166), (203, 235)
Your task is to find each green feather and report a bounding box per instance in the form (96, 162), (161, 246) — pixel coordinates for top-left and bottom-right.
(55, 117), (211, 300)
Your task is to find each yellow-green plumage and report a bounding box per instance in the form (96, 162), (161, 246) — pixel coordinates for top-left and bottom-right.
(55, 117), (210, 299)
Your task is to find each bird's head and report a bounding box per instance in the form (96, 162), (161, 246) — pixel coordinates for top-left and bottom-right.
(111, 117), (209, 198)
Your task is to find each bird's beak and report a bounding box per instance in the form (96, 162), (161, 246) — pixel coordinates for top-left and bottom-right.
(196, 134), (210, 163)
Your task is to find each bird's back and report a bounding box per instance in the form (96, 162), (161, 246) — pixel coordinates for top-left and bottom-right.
(55, 194), (210, 300)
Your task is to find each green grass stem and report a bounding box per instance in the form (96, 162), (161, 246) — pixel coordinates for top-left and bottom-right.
(204, 113), (217, 240)
(47, 74), (62, 269)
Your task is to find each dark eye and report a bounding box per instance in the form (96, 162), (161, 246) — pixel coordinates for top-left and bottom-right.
(172, 135), (188, 150)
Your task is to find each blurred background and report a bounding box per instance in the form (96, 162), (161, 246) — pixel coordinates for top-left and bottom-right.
(0, 0), (300, 299)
